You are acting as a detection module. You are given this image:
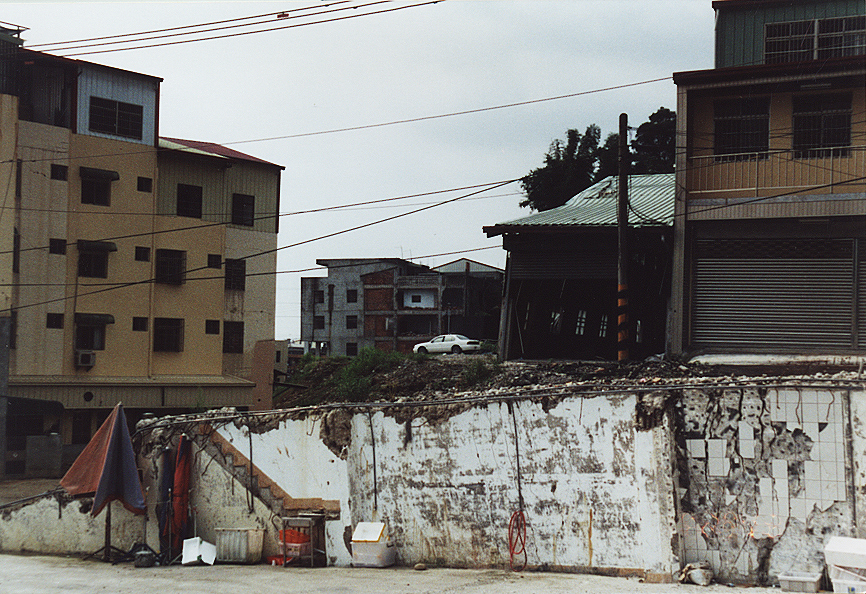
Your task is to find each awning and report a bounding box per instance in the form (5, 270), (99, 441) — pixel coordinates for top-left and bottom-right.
(79, 166), (120, 181)
(75, 313), (115, 325)
(76, 239), (117, 252)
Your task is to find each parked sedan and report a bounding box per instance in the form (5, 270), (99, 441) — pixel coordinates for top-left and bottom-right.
(413, 334), (481, 354)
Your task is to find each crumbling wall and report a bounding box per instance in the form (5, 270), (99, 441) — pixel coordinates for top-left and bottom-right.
(676, 387), (856, 584)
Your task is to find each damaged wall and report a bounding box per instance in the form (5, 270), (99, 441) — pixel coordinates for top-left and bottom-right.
(220, 396), (678, 574)
(676, 386), (861, 584)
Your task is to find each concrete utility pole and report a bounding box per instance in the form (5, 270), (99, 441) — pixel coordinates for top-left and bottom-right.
(617, 113), (630, 363)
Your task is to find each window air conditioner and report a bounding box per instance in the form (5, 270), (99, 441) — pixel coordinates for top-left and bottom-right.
(75, 350), (96, 368)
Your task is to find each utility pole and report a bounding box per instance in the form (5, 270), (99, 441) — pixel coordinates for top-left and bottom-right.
(617, 113), (630, 363)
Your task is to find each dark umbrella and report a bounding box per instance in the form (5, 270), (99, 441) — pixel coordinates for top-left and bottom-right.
(61, 403), (145, 561)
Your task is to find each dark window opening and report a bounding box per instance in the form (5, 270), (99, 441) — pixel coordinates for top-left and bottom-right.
(207, 254), (222, 269)
(231, 193), (255, 226)
(346, 289), (358, 303)
(314, 290), (324, 304)
(78, 251), (108, 278)
(793, 93), (852, 158)
(46, 313), (64, 329)
(155, 249), (186, 285)
(50, 164), (68, 181)
(89, 96), (144, 140)
(137, 176), (152, 192)
(223, 321), (244, 353)
(346, 315), (358, 330)
(49, 238), (67, 255)
(411, 294), (422, 303)
(134, 246), (150, 262)
(75, 323), (106, 351)
(205, 319), (220, 335)
(176, 183), (203, 218)
(132, 317), (148, 332)
(313, 315), (325, 330)
(153, 318), (184, 352)
(714, 97), (770, 159)
(224, 258), (246, 291)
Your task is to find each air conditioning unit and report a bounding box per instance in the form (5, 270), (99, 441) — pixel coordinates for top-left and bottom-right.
(75, 350), (96, 368)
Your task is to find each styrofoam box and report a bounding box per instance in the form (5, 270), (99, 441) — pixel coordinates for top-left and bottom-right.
(830, 565), (866, 581)
(832, 578), (866, 593)
(826, 537), (866, 569)
(778, 572), (821, 593)
(352, 522), (396, 568)
(215, 528), (264, 564)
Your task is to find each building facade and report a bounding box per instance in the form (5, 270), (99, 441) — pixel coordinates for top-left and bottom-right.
(0, 30), (282, 476)
(671, 0), (866, 356)
(300, 258), (502, 356)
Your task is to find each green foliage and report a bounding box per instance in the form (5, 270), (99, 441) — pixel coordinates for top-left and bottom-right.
(520, 108), (676, 212)
(332, 348), (407, 402)
(289, 352), (320, 384)
(461, 358), (498, 387)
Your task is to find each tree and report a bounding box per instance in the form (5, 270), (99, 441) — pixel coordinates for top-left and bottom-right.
(631, 107), (676, 174)
(519, 108), (676, 212)
(519, 125), (600, 212)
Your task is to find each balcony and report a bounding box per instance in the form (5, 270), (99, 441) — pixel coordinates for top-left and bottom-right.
(685, 146), (866, 201)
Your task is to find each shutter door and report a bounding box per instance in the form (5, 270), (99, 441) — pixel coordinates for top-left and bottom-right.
(692, 238), (854, 351)
(511, 249), (616, 280)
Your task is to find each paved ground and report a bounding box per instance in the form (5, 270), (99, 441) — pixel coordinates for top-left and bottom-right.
(0, 554), (781, 594)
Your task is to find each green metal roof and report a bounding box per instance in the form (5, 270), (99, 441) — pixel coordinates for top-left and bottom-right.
(485, 173), (675, 236)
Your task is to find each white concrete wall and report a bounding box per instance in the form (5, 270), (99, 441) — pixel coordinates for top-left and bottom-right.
(220, 396), (677, 573)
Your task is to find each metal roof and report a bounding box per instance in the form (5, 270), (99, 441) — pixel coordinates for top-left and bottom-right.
(159, 137), (284, 169)
(485, 173), (674, 236)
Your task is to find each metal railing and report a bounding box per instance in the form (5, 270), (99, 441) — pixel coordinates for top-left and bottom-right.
(685, 145), (866, 196)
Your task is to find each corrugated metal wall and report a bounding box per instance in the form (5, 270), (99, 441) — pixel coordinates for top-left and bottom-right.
(716, 0), (863, 68)
(77, 66), (158, 146)
(510, 249), (617, 280)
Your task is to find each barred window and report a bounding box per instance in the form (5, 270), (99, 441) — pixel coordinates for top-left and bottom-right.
(153, 318), (184, 352)
(89, 96), (143, 140)
(793, 94), (852, 158)
(766, 16), (866, 63)
(714, 98), (770, 158)
(155, 249), (186, 285)
(224, 258), (246, 291)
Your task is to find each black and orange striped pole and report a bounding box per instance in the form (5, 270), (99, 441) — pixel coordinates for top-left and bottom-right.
(617, 113), (629, 363)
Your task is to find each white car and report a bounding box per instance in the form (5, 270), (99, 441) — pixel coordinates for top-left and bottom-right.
(413, 334), (481, 354)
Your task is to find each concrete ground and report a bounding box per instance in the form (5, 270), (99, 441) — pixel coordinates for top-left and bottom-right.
(1, 554), (782, 594)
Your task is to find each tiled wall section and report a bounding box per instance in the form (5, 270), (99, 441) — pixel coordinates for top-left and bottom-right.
(677, 387), (849, 581)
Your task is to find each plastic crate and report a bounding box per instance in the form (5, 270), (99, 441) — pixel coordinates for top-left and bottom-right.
(778, 572), (821, 593)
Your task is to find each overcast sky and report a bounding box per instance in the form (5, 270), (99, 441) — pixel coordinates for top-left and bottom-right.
(2, 1), (715, 339)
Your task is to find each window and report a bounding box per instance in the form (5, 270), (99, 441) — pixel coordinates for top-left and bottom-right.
(223, 321), (244, 353)
(176, 184), (203, 218)
(346, 289), (358, 303)
(46, 313), (64, 329)
(134, 246), (150, 262)
(575, 310), (587, 336)
(80, 167), (118, 206)
(313, 315), (325, 330)
(137, 177), (152, 192)
(411, 294), (422, 303)
(50, 164), (68, 181)
(205, 319), (220, 335)
(153, 318), (184, 352)
(346, 342), (358, 357)
(224, 258), (246, 291)
(346, 315), (358, 330)
(276, 350), (281, 363)
(231, 193), (255, 226)
(766, 16), (865, 64)
(155, 249), (186, 285)
(78, 251), (108, 278)
(75, 313), (114, 351)
(714, 98), (770, 158)
(793, 93), (852, 158)
(89, 96), (144, 140)
(314, 290), (324, 304)
(132, 317), (148, 332)
(49, 239), (67, 255)
(207, 254), (222, 269)
(599, 314), (608, 338)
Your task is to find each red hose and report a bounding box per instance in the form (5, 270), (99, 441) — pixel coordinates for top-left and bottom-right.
(508, 509), (527, 571)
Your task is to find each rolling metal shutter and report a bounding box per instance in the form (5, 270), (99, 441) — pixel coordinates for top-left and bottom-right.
(692, 238), (855, 351)
(510, 249), (617, 280)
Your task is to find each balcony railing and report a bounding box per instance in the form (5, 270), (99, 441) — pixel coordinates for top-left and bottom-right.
(685, 146), (866, 197)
